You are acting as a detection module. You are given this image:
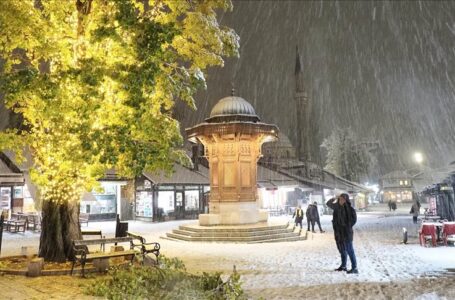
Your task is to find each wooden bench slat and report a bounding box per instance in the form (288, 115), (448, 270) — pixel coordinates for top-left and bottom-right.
(81, 230), (102, 235)
(126, 231), (142, 239)
(73, 237), (133, 246)
(80, 250), (138, 260)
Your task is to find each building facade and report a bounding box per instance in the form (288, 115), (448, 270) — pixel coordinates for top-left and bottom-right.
(380, 170), (413, 203)
(134, 164), (209, 222)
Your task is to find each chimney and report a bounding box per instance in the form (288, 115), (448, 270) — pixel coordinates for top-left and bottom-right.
(192, 144), (199, 171)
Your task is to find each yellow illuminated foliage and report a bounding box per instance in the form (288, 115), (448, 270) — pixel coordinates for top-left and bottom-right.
(0, 0), (239, 204)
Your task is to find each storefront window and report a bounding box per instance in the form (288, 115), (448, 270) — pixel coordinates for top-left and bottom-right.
(81, 183), (117, 215)
(185, 190), (199, 211)
(14, 186), (23, 199)
(136, 191), (153, 217)
(401, 190), (412, 201)
(1, 187), (11, 210)
(158, 191), (174, 214)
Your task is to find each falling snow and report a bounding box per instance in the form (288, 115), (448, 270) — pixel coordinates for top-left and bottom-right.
(178, 1), (455, 173)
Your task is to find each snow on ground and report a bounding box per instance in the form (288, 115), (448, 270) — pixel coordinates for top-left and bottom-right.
(1, 212), (454, 299)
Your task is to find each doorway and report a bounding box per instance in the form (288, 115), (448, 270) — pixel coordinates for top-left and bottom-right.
(175, 191), (184, 219)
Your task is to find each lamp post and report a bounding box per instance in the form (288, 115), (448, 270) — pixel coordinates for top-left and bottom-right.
(413, 152), (424, 165)
(409, 152), (452, 191)
(410, 152), (427, 193)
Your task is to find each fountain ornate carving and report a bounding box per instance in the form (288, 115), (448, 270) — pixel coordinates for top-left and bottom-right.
(186, 93), (278, 225)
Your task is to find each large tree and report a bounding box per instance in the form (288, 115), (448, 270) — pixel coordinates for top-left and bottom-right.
(0, 0), (238, 261)
(321, 128), (377, 183)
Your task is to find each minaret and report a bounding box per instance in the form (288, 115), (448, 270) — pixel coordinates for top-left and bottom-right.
(294, 46), (311, 162)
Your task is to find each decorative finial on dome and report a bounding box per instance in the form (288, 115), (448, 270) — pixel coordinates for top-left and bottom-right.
(231, 81), (235, 96)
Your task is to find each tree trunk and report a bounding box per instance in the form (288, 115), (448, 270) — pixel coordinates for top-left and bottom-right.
(39, 200), (81, 262)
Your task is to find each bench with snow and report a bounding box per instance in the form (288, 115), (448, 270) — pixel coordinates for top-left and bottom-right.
(126, 231), (160, 265)
(71, 236), (139, 277)
(81, 229), (104, 251)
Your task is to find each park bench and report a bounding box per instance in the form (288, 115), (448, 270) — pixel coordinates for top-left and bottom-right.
(79, 213), (89, 227)
(126, 231), (160, 264)
(5, 214), (27, 233)
(71, 232), (160, 277)
(7, 219), (27, 233)
(71, 236), (139, 277)
(26, 214), (41, 232)
(82, 229), (104, 251)
(81, 229), (103, 239)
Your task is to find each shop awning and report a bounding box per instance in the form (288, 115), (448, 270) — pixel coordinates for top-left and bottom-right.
(257, 181), (276, 189)
(0, 153), (24, 186)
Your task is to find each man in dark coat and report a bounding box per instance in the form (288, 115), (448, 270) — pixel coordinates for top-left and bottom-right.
(309, 201), (325, 233)
(292, 205), (304, 233)
(306, 204), (312, 231)
(326, 193), (358, 274)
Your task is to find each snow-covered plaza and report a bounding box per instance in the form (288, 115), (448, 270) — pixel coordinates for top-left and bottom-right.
(1, 211), (454, 299)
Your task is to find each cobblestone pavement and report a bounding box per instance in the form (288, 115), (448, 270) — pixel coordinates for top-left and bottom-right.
(0, 213), (454, 299)
(0, 273), (453, 299)
(0, 274), (99, 300)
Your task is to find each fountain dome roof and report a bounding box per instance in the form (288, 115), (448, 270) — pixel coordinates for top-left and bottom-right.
(206, 96), (260, 123)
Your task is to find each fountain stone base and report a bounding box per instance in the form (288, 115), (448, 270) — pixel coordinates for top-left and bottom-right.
(199, 201), (268, 226)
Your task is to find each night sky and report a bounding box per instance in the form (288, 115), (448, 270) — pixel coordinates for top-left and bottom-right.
(180, 1), (455, 172)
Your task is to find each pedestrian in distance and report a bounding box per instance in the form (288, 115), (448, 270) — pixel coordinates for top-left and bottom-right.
(410, 200), (421, 224)
(326, 193), (358, 274)
(292, 205), (304, 234)
(306, 203), (312, 231)
(309, 201), (325, 233)
(391, 201), (397, 211)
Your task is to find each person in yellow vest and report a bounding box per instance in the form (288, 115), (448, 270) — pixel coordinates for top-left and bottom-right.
(292, 205), (304, 233)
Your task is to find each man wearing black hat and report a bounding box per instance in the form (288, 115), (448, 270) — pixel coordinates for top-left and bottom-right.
(326, 193), (358, 274)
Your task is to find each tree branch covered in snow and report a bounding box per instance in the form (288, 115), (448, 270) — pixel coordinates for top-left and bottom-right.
(321, 128), (377, 182)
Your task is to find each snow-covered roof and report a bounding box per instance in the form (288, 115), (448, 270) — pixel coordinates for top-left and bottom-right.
(0, 152), (24, 186)
(381, 170), (412, 180)
(143, 163), (209, 185)
(257, 165), (302, 188)
(207, 95), (260, 123)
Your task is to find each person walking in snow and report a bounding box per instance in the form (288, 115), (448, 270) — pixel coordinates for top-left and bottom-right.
(292, 205), (304, 233)
(326, 193), (358, 274)
(410, 200), (421, 224)
(309, 201), (325, 233)
(306, 203), (312, 231)
(391, 201), (397, 211)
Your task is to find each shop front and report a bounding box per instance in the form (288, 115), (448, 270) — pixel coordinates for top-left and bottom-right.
(380, 171), (414, 204)
(135, 165), (210, 222)
(80, 181), (129, 221)
(136, 181), (208, 221)
(383, 189), (413, 203)
(0, 153), (25, 216)
(156, 185), (205, 220)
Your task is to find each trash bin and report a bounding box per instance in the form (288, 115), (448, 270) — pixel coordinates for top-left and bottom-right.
(115, 214), (128, 238)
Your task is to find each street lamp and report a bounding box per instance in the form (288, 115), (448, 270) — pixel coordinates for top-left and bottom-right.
(414, 152), (424, 164)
